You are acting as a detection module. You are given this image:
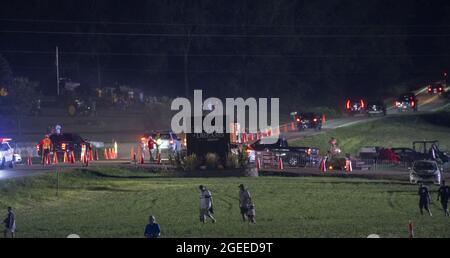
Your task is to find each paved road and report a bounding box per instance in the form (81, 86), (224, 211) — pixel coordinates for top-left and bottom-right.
(282, 86), (449, 141)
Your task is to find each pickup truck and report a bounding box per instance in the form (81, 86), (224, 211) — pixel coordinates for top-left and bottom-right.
(247, 137), (320, 167)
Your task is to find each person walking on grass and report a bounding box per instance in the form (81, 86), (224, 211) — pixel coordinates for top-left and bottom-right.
(247, 198), (256, 224)
(419, 183), (432, 216)
(437, 180), (450, 217)
(3, 207), (16, 238)
(239, 184), (251, 222)
(144, 215), (161, 238)
(199, 185), (216, 224)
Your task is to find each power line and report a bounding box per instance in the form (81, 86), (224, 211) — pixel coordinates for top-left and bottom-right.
(1, 50), (448, 58)
(3, 18), (450, 29)
(2, 30), (450, 38)
(11, 65), (440, 75)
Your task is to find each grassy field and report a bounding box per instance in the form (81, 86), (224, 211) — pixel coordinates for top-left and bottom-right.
(291, 112), (450, 155)
(0, 168), (449, 238)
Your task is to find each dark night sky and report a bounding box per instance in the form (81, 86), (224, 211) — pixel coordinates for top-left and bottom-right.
(1, 0), (449, 105)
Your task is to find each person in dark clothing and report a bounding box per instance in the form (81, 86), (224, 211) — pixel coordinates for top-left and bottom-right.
(3, 207), (16, 238)
(418, 184), (432, 216)
(144, 215), (161, 238)
(437, 180), (450, 217)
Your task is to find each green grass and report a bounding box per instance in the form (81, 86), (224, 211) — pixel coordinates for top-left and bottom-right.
(0, 168), (449, 238)
(291, 112), (450, 155)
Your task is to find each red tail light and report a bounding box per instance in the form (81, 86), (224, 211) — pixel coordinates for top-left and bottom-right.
(36, 145), (40, 151)
(169, 139), (174, 145)
(360, 100), (365, 109)
(428, 86), (432, 92)
(61, 143), (66, 151)
(307, 148), (312, 156)
(296, 118), (300, 122)
(346, 100), (351, 110)
(439, 87), (443, 92)
(313, 118), (318, 122)
(411, 101), (415, 107)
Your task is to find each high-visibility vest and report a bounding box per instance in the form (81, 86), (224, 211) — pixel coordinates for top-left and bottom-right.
(42, 138), (52, 150)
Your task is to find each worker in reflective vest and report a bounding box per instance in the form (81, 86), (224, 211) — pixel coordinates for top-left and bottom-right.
(41, 135), (52, 165)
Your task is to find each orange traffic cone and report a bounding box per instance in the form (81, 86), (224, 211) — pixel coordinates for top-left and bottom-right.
(46, 153), (51, 165)
(131, 147), (136, 162)
(89, 149), (93, 161)
(345, 158), (352, 174)
(27, 156), (33, 166)
(104, 149), (109, 160)
(291, 122), (295, 130)
(84, 152), (89, 166)
(284, 125), (289, 133)
(278, 157), (284, 170)
(320, 157), (327, 173)
(70, 151), (75, 164)
(256, 158), (260, 171)
(94, 150), (99, 161)
(63, 152), (69, 163)
(53, 152), (58, 164)
(140, 150), (145, 165)
(275, 127), (280, 135)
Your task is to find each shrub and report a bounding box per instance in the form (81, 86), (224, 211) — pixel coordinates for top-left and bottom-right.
(183, 154), (200, 171)
(226, 152), (240, 169)
(205, 153), (219, 169)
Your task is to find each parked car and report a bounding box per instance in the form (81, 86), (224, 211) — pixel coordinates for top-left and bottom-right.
(0, 138), (15, 169)
(409, 160), (443, 185)
(391, 147), (420, 164)
(248, 137), (320, 167)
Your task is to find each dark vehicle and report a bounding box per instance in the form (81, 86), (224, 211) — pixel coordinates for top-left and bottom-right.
(391, 147), (421, 164)
(248, 137), (320, 167)
(367, 101), (387, 116)
(413, 140), (449, 163)
(292, 112), (322, 131)
(67, 98), (96, 117)
(428, 83), (446, 95)
(37, 133), (90, 159)
(345, 98), (367, 116)
(395, 93), (418, 112)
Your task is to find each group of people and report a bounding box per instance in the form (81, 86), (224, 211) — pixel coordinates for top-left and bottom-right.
(143, 184), (256, 238)
(4, 181), (447, 238)
(418, 181), (450, 217)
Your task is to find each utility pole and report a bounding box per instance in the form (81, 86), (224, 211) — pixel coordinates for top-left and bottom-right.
(56, 46), (60, 96)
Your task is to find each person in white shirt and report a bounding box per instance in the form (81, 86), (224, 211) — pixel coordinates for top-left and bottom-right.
(55, 124), (62, 135)
(199, 185), (216, 224)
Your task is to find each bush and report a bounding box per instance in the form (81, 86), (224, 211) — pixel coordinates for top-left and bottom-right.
(183, 154), (200, 171)
(226, 152), (240, 169)
(205, 153), (219, 169)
